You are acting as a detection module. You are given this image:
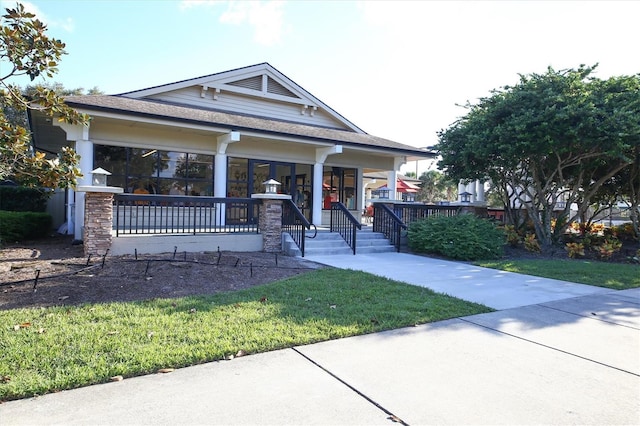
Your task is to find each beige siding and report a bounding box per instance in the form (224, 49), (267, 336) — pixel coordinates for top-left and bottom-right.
(147, 88), (351, 130)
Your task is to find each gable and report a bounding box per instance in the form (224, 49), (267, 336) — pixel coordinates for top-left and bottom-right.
(120, 63), (363, 133)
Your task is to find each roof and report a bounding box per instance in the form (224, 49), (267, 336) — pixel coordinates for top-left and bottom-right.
(65, 95), (436, 157)
(376, 179), (421, 193)
(118, 62), (367, 134)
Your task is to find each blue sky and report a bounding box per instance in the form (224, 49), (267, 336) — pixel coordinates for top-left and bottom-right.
(3, 0), (639, 166)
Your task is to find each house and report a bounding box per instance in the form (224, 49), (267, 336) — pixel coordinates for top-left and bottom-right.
(29, 63), (435, 248)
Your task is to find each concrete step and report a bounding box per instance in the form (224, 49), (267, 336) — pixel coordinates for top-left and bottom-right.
(295, 230), (397, 256)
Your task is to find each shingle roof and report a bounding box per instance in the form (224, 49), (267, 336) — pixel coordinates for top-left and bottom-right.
(65, 95), (435, 157)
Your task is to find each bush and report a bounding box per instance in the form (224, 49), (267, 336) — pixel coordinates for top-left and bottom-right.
(0, 186), (50, 212)
(0, 211), (52, 243)
(408, 214), (505, 260)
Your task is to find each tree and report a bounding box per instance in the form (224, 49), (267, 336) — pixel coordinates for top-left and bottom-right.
(1, 3), (88, 188)
(416, 170), (457, 203)
(436, 65), (640, 248)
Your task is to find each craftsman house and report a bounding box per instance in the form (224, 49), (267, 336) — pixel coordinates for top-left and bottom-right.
(30, 63), (434, 253)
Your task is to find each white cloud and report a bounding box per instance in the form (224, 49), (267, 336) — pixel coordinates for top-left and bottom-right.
(180, 0), (286, 46)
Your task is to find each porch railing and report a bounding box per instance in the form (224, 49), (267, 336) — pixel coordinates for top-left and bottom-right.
(282, 199), (316, 257)
(372, 203), (407, 252)
(113, 194), (260, 236)
(330, 202), (361, 255)
(392, 203), (460, 225)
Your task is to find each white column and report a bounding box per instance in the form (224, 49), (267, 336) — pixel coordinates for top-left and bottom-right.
(387, 170), (398, 200)
(467, 181), (476, 203)
(74, 139), (94, 239)
(458, 180), (466, 202)
(214, 153), (227, 197)
(475, 180), (485, 203)
(216, 131), (239, 227)
(313, 145), (343, 226)
(214, 153), (227, 226)
(66, 188), (75, 235)
(312, 162), (323, 226)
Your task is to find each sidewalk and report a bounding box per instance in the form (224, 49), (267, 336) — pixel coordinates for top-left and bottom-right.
(304, 252), (612, 309)
(2, 254), (639, 425)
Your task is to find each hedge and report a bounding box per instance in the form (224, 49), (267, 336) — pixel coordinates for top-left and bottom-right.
(0, 211), (53, 243)
(0, 186), (49, 212)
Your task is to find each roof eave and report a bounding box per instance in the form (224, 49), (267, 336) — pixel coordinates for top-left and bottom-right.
(65, 100), (436, 158)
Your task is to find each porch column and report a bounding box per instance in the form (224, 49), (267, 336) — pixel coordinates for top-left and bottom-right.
(74, 139), (94, 239)
(55, 122), (91, 240)
(216, 132), (240, 227)
(214, 154), (227, 197)
(313, 145), (343, 226)
(386, 156), (405, 201)
(458, 180), (466, 203)
(467, 181), (477, 203)
(475, 180), (485, 203)
(386, 171), (398, 200)
(312, 162), (323, 226)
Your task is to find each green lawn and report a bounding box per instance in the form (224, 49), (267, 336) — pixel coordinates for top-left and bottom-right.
(475, 259), (640, 289)
(0, 268), (491, 401)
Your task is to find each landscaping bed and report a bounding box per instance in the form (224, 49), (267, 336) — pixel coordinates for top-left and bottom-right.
(0, 235), (319, 311)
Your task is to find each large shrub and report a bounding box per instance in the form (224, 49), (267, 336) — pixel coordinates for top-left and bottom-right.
(0, 211), (52, 243)
(408, 214), (505, 260)
(0, 186), (49, 212)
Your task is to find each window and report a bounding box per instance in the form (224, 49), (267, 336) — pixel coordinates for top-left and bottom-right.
(94, 145), (214, 196)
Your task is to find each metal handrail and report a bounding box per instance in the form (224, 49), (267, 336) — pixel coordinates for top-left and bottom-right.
(329, 202), (361, 254)
(372, 203), (407, 252)
(282, 199), (316, 257)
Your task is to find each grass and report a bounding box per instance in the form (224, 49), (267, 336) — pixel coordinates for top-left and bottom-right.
(0, 268), (491, 401)
(475, 259), (640, 290)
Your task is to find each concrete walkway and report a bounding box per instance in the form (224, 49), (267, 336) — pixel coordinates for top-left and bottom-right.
(2, 254), (639, 425)
(304, 252), (612, 309)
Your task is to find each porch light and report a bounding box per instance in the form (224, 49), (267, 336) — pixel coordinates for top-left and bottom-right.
(460, 191), (472, 203)
(263, 178), (281, 194)
(90, 167), (111, 186)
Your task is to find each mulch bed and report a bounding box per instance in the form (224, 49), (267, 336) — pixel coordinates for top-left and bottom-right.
(0, 235), (322, 311)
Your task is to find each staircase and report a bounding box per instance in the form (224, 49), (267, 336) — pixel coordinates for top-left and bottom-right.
(283, 226), (397, 257)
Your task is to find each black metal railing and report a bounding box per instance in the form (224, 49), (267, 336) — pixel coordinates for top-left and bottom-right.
(114, 194), (260, 236)
(372, 203), (407, 252)
(392, 203), (460, 226)
(330, 202), (361, 254)
(282, 199), (316, 257)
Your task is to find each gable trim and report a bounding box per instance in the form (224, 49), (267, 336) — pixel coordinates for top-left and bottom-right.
(118, 63), (366, 134)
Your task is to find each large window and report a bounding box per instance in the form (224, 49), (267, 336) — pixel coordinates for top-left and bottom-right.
(94, 146), (214, 195)
(322, 167), (357, 210)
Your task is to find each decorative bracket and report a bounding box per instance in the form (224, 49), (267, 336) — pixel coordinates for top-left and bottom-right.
(216, 131), (240, 154)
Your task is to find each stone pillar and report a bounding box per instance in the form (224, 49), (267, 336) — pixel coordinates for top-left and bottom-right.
(77, 185), (124, 256)
(260, 199), (284, 253)
(83, 192), (115, 256)
(251, 193), (292, 253)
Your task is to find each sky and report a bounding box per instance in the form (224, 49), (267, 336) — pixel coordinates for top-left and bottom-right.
(3, 0), (639, 174)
